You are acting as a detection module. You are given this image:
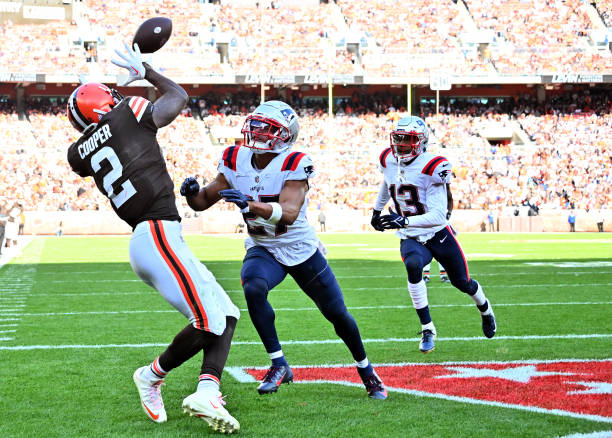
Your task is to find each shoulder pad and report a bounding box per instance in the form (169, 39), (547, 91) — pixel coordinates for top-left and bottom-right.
(422, 156), (448, 176)
(281, 151), (307, 172)
(379, 147), (392, 169)
(222, 145), (240, 171)
(127, 96), (150, 122)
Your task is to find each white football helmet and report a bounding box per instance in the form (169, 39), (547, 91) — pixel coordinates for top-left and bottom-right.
(390, 116), (429, 161)
(241, 100), (299, 154)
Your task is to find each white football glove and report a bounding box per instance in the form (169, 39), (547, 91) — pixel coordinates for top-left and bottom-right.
(111, 42), (148, 86)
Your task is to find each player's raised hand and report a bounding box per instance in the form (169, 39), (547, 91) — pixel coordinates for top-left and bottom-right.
(112, 42), (147, 86)
(180, 177), (200, 197)
(379, 207), (408, 229)
(219, 189), (250, 211)
(371, 209), (384, 231)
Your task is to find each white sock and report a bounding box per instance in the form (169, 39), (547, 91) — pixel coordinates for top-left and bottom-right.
(470, 282), (487, 306)
(355, 358), (370, 368)
(197, 374), (220, 393)
(269, 350), (284, 360)
(408, 280), (428, 309)
(422, 321), (436, 334)
(141, 357), (167, 381)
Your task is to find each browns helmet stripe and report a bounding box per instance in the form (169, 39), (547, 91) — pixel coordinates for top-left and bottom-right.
(68, 88), (90, 131)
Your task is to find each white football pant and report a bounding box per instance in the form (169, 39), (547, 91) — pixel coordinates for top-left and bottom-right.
(130, 220), (239, 335)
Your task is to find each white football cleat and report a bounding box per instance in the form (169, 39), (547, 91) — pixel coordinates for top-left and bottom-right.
(133, 366), (167, 423)
(182, 389), (240, 434)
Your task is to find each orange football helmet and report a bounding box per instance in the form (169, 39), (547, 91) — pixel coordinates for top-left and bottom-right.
(67, 82), (123, 132)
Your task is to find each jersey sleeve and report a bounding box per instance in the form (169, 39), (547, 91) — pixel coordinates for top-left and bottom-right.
(422, 156), (452, 184)
(127, 96), (157, 132)
(282, 152), (316, 180)
(217, 145), (239, 177)
(66, 142), (88, 177)
(378, 147), (393, 173)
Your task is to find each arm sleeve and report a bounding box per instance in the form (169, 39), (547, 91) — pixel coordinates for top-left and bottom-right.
(66, 143), (88, 177)
(407, 183), (448, 228)
(374, 180), (390, 211)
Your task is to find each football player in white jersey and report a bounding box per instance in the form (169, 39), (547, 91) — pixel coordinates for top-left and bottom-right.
(371, 116), (497, 353)
(181, 101), (387, 399)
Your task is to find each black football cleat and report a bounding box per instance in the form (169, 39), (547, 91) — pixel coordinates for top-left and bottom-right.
(257, 365), (293, 394)
(419, 329), (436, 353)
(481, 313), (497, 338)
(362, 373), (388, 400)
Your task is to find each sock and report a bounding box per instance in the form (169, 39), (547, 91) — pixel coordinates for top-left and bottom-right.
(440, 270), (446, 277)
(469, 281), (492, 313)
(421, 321), (436, 334)
(424, 270), (430, 276)
(197, 373), (220, 393)
(140, 356), (167, 381)
(416, 306), (432, 325)
(270, 350), (288, 367)
(356, 358), (374, 379)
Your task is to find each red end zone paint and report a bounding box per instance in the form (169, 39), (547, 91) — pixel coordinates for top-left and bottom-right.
(245, 360), (611, 420)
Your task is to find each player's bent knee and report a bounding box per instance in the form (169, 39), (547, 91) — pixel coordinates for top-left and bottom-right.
(403, 257), (423, 280)
(242, 277), (269, 302)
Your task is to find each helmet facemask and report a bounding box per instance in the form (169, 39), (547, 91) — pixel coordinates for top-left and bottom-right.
(390, 130), (426, 160)
(242, 114), (291, 153)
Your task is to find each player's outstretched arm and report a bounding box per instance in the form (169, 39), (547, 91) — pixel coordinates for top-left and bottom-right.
(181, 173), (230, 212)
(222, 180), (307, 225)
(144, 63), (188, 128)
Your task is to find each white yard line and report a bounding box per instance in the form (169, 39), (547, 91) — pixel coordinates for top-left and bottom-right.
(1, 333), (610, 351)
(13, 301), (612, 317)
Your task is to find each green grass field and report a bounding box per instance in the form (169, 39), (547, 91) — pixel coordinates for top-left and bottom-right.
(0, 233), (611, 438)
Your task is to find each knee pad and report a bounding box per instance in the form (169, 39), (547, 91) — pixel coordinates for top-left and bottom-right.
(242, 277), (269, 303)
(403, 257), (423, 283)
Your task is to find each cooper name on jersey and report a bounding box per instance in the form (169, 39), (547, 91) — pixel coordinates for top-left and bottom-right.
(77, 124), (112, 159)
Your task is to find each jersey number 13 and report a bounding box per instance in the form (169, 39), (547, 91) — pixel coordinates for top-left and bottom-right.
(389, 184), (426, 217)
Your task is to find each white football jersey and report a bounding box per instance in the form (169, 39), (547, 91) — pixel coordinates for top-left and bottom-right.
(218, 146), (319, 266)
(377, 148), (452, 242)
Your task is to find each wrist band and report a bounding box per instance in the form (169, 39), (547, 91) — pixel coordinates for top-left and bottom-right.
(267, 202), (283, 224)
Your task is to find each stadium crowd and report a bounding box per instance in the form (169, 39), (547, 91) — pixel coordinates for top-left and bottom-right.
(0, 86), (609, 217)
(1, 0), (611, 76)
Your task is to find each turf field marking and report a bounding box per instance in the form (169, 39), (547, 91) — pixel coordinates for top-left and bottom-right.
(0, 318), (20, 322)
(228, 359), (612, 424)
(556, 431), (612, 437)
(0, 337), (14, 341)
(1, 334), (611, 350)
(0, 324), (17, 328)
(33, 269), (612, 277)
(0, 330), (16, 334)
(14, 301), (612, 316)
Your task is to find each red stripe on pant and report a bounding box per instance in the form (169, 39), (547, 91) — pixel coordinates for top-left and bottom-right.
(446, 225), (470, 281)
(148, 220), (209, 331)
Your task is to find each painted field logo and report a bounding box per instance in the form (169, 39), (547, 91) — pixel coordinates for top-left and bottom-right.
(233, 359), (612, 423)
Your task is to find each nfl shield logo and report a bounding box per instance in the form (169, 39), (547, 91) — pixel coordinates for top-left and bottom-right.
(255, 176), (259, 183)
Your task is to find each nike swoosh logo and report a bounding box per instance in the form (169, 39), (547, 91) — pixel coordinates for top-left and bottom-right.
(143, 403), (160, 420)
(209, 400), (220, 410)
(440, 236), (447, 243)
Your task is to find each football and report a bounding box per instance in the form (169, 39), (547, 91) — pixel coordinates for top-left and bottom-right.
(132, 17), (172, 54)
